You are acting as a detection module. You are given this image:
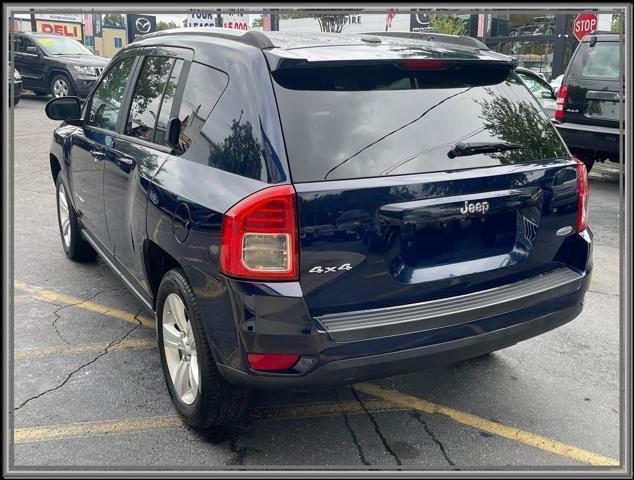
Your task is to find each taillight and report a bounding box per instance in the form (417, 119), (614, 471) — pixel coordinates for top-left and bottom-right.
(573, 156), (589, 232)
(220, 185), (298, 281)
(555, 85), (568, 121)
(400, 59), (454, 70)
(247, 353), (300, 371)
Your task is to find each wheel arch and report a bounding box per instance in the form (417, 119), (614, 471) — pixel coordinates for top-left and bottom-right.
(47, 70), (74, 93)
(143, 239), (184, 309)
(50, 153), (61, 183)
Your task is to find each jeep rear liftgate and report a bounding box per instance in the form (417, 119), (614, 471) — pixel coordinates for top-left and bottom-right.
(272, 59), (581, 317)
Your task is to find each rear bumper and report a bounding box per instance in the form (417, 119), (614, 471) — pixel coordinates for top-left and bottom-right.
(218, 301), (583, 389)
(555, 121), (621, 158)
(189, 230), (592, 390)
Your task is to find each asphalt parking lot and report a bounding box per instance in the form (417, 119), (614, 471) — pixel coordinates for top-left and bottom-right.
(9, 93), (623, 471)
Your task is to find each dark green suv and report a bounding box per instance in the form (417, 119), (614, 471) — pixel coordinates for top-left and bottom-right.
(554, 32), (623, 171)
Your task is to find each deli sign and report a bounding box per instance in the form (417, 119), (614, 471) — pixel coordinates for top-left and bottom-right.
(573, 13), (599, 41)
(36, 20), (83, 40)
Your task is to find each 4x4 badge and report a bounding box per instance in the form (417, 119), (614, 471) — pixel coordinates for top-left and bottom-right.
(309, 263), (352, 274)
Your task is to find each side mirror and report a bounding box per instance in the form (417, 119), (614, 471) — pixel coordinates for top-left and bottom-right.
(541, 89), (556, 99)
(167, 117), (181, 149)
(26, 46), (39, 55)
(45, 96), (82, 124)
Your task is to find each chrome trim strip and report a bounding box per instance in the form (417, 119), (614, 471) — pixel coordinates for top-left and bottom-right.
(316, 268), (583, 340)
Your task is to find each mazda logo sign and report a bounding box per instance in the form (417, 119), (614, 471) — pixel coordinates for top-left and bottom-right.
(135, 17), (152, 34)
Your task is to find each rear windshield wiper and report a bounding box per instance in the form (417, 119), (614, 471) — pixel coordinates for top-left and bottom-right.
(447, 141), (522, 158)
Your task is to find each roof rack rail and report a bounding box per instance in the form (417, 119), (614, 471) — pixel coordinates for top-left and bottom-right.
(587, 30), (615, 36)
(137, 28), (276, 49)
(360, 31), (489, 51)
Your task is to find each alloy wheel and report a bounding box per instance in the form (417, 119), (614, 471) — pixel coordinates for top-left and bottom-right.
(53, 78), (69, 97)
(162, 293), (200, 405)
(57, 183), (71, 248)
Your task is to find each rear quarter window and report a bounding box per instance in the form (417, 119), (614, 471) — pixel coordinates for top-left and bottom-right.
(174, 62), (228, 155)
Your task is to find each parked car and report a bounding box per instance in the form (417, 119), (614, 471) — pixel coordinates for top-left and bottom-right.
(45, 28), (592, 429)
(554, 32), (622, 171)
(515, 66), (557, 118)
(10, 64), (22, 106)
(550, 73), (564, 96)
(510, 16), (556, 37)
(12, 32), (109, 98)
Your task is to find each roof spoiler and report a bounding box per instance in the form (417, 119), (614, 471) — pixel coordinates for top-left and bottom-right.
(360, 31), (490, 51)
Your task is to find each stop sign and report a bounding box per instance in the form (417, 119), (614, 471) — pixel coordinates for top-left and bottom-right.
(573, 13), (599, 41)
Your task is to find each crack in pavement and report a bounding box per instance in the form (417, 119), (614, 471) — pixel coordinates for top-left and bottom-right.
(351, 386), (402, 467)
(221, 417), (257, 466)
(226, 429), (250, 466)
(44, 288), (125, 345)
(337, 390), (370, 467)
(587, 289), (620, 298)
(410, 411), (456, 468)
(12, 309), (144, 414)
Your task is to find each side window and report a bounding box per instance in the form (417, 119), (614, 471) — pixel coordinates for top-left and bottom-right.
(14, 36), (24, 53)
(517, 72), (551, 98)
(174, 62), (228, 154)
(15, 37), (35, 53)
(87, 57), (135, 132)
(125, 56), (176, 142)
(154, 60), (183, 146)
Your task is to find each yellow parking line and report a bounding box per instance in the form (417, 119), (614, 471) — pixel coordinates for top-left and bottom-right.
(13, 399), (401, 444)
(14, 281), (155, 329)
(14, 415), (182, 444)
(249, 398), (401, 421)
(10, 281), (620, 467)
(355, 383), (619, 467)
(14, 338), (156, 360)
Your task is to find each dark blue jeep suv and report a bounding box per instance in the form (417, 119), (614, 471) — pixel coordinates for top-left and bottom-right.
(45, 28), (592, 429)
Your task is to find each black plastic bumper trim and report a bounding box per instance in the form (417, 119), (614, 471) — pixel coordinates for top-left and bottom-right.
(316, 267), (583, 341)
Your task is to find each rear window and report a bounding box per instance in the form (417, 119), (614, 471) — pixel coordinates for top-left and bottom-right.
(272, 63), (568, 182)
(572, 42), (620, 79)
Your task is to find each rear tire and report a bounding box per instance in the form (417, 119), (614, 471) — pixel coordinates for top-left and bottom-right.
(55, 176), (97, 262)
(156, 269), (250, 430)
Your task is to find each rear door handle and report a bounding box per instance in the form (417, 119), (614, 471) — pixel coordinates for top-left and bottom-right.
(90, 149), (106, 161)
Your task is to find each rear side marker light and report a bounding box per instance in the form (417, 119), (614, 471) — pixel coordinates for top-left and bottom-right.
(247, 353), (300, 371)
(220, 185), (299, 281)
(573, 156), (589, 232)
(555, 85), (568, 121)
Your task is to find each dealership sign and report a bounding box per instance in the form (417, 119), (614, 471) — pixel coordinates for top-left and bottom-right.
(222, 10), (250, 30)
(126, 14), (157, 43)
(410, 13), (432, 32)
(573, 13), (599, 41)
(36, 20), (82, 40)
(187, 11), (217, 27)
(187, 10), (249, 30)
